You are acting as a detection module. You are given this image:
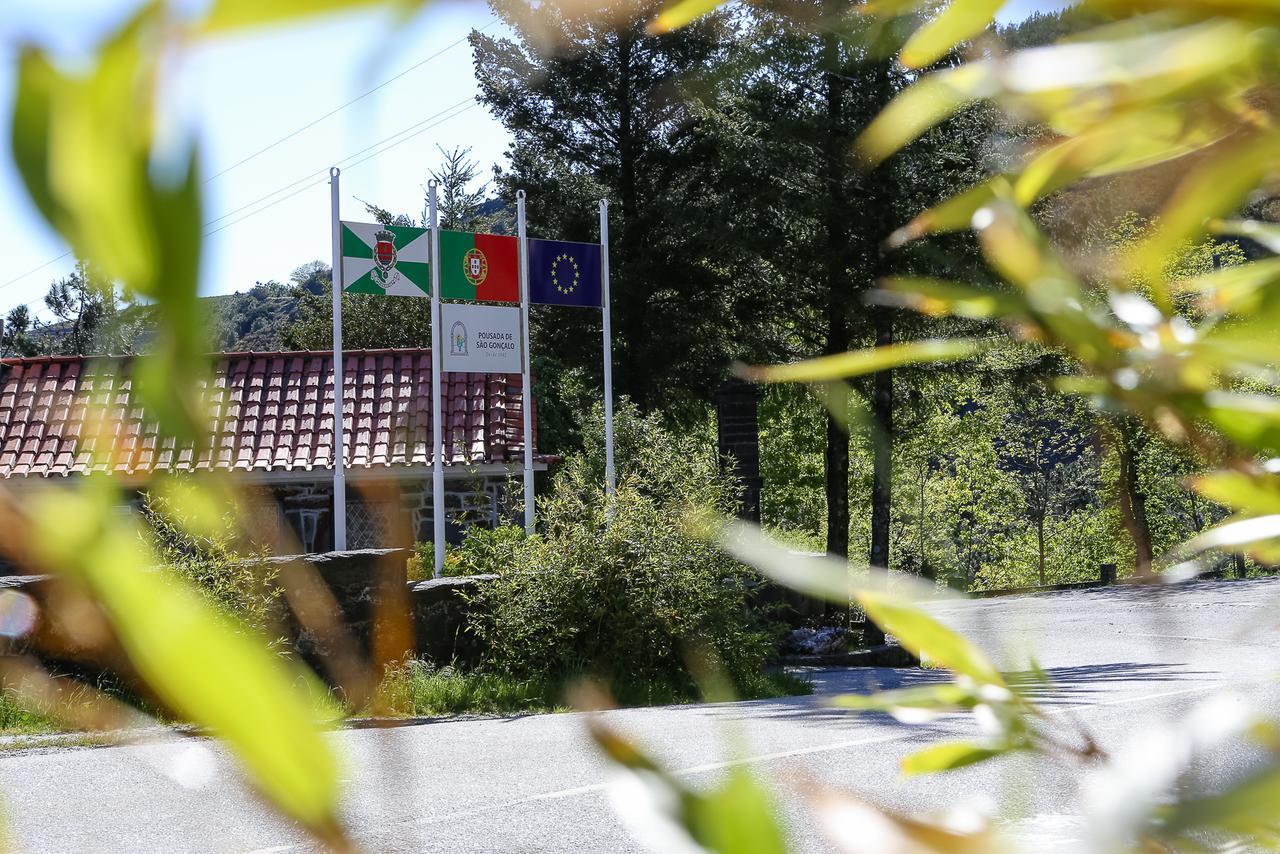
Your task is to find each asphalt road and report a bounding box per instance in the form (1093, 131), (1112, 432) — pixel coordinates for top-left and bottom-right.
(2, 578), (1279, 853)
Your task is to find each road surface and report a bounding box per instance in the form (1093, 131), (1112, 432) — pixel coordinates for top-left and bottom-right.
(1, 578), (1278, 853)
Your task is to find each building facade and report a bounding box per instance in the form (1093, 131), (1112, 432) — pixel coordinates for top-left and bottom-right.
(0, 349), (546, 555)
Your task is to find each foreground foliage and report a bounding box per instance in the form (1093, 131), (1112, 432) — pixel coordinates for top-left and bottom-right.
(575, 0), (1280, 848)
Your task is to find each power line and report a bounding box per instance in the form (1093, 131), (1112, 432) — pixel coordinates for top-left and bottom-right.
(203, 20), (496, 185)
(0, 252), (73, 291)
(1, 20), (494, 310)
(203, 100), (477, 237)
(2, 100), (480, 320)
(202, 96), (476, 230)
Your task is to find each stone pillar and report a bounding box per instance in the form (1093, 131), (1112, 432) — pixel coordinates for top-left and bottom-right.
(714, 378), (762, 523)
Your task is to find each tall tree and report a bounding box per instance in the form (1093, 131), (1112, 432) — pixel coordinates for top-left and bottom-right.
(0, 304), (41, 358)
(999, 391), (1101, 585)
(713, 6), (985, 631)
(470, 0), (782, 431)
(428, 145), (498, 231)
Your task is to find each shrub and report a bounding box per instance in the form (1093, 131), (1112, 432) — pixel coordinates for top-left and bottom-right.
(466, 401), (780, 697)
(410, 524), (526, 580)
(141, 492), (287, 647)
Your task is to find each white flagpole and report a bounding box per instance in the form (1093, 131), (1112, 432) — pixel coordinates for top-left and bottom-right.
(600, 199), (616, 495)
(428, 180), (446, 577)
(329, 167), (347, 551)
(517, 191), (536, 533)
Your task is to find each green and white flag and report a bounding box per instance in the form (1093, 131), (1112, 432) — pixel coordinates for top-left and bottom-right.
(340, 221), (430, 297)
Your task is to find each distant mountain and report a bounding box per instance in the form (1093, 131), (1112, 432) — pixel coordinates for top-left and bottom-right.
(205, 281), (304, 352)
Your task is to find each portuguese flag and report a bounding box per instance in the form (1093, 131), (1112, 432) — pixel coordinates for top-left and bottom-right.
(439, 230), (519, 303)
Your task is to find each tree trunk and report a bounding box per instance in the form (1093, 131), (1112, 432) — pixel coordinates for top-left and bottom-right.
(1036, 516), (1046, 586)
(1115, 417), (1154, 578)
(820, 25), (850, 575)
(866, 310), (892, 646)
(918, 465), (930, 581)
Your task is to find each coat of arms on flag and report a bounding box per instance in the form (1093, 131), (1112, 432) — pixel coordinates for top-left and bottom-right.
(440, 230), (519, 303)
(340, 221), (430, 297)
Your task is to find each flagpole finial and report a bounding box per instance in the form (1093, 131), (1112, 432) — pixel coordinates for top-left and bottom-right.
(427, 178), (439, 189)
(330, 166), (340, 178)
(516, 189), (526, 200)
(600, 198), (608, 210)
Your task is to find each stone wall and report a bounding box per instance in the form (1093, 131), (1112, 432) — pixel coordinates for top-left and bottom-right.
(268, 476), (516, 553)
(0, 550), (490, 680)
(264, 548), (488, 666)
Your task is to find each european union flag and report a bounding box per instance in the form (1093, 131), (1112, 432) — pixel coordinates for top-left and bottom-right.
(528, 238), (602, 307)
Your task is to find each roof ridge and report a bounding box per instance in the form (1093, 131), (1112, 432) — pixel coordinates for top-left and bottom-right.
(1, 346), (436, 367)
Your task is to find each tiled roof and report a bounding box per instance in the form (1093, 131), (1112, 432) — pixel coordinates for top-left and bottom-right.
(0, 349), (539, 478)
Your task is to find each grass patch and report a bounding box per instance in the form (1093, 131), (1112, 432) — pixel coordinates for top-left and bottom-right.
(740, 670), (815, 699)
(0, 664), (815, 738)
(378, 664), (564, 716)
(0, 692), (68, 735)
(375, 661), (814, 718)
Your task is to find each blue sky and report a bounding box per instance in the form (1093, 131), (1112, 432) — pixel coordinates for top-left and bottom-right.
(0, 0), (1064, 323)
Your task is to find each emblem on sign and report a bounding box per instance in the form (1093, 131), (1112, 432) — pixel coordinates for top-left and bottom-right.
(450, 321), (468, 356)
(551, 253), (580, 295)
(372, 229), (400, 289)
(462, 248), (489, 287)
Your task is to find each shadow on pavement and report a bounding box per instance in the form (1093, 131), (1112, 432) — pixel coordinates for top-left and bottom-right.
(711, 660), (1210, 727)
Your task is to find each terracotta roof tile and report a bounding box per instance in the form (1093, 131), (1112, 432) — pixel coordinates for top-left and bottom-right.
(0, 349), (541, 479)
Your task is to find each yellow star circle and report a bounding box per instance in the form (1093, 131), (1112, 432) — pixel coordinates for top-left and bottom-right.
(551, 253), (580, 295)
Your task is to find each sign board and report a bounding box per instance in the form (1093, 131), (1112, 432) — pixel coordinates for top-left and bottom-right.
(440, 303), (522, 373)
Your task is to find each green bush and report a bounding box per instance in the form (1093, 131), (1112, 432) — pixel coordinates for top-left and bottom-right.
(141, 492), (286, 647)
(466, 401), (780, 698)
(410, 524), (527, 580)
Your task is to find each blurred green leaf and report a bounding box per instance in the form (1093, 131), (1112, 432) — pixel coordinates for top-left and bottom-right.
(856, 589), (1006, 686)
(1180, 513), (1280, 555)
(694, 766), (789, 854)
(588, 717), (787, 854)
(29, 486), (344, 842)
(973, 199), (1117, 366)
(1211, 219), (1280, 254)
(1175, 257), (1280, 314)
(830, 683), (978, 716)
(1192, 472), (1280, 515)
(740, 340), (983, 384)
(807, 380), (870, 435)
(10, 8), (208, 439)
(886, 178), (1011, 246)
(1017, 107), (1233, 205)
(900, 0), (1006, 69)
(11, 16), (158, 292)
(720, 521), (948, 605)
(901, 741), (1005, 776)
(1164, 764), (1280, 840)
(199, 0), (397, 33)
(1199, 391), (1280, 454)
(1131, 130), (1280, 298)
(874, 278), (1027, 320)
(132, 147), (209, 439)
(857, 64), (992, 164)
(9, 49), (58, 230)
(648, 0), (726, 34)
